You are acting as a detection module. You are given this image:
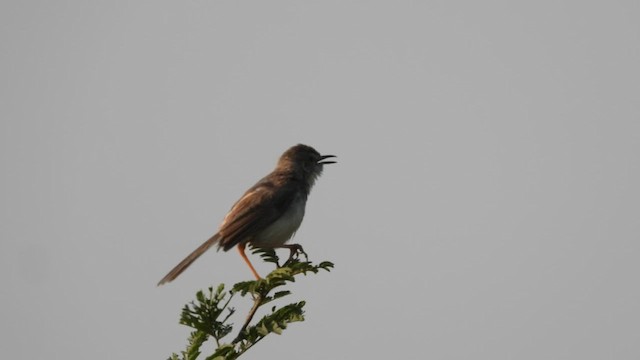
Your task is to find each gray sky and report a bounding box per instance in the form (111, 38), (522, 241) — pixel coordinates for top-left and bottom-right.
(2, 1), (639, 359)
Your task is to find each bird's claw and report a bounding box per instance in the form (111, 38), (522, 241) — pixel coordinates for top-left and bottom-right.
(284, 244), (308, 265)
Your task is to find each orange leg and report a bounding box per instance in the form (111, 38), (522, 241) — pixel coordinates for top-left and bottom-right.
(237, 243), (261, 279)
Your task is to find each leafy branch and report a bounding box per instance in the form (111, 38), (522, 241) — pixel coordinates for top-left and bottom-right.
(168, 248), (333, 360)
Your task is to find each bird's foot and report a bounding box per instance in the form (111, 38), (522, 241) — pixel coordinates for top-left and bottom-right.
(282, 244), (308, 266)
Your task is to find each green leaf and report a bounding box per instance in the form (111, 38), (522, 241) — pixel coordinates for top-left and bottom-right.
(257, 322), (269, 336)
(272, 290), (291, 300)
(168, 252), (333, 360)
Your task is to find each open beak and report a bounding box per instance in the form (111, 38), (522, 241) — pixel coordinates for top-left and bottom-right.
(318, 154), (337, 165)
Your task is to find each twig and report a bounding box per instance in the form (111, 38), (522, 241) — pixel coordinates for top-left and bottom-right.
(233, 293), (264, 344)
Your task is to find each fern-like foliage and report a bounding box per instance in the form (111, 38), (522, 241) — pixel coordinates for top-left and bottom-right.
(168, 249), (333, 360)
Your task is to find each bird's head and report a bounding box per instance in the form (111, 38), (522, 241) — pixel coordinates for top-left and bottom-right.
(277, 144), (336, 185)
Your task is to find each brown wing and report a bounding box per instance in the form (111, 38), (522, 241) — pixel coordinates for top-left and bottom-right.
(218, 176), (298, 251)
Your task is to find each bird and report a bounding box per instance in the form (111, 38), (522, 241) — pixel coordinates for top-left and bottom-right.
(157, 144), (336, 285)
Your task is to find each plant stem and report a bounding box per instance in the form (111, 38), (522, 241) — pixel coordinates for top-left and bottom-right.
(233, 293), (264, 343)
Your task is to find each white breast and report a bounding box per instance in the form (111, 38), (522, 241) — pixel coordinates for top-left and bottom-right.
(254, 195), (306, 247)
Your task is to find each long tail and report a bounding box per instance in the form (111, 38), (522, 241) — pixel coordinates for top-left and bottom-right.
(157, 233), (221, 286)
